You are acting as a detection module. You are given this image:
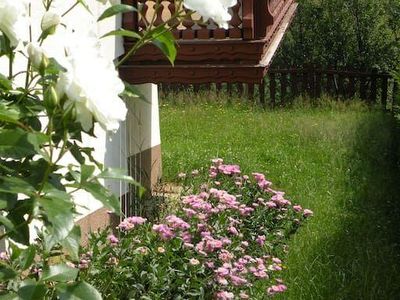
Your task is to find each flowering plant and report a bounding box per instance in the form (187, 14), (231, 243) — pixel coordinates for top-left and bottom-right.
(0, 0), (237, 298)
(74, 159), (313, 299)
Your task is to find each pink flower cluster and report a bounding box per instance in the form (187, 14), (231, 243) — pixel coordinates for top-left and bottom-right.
(107, 234), (119, 246)
(267, 284), (288, 295)
(139, 160), (314, 298)
(118, 216), (147, 231)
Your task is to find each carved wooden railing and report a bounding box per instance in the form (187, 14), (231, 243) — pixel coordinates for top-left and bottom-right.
(122, 0), (295, 41)
(120, 0), (298, 86)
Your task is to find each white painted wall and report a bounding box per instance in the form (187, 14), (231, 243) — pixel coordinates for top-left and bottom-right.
(0, 0), (126, 220)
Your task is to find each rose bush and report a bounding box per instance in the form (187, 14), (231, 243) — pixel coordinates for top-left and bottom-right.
(73, 159), (313, 299)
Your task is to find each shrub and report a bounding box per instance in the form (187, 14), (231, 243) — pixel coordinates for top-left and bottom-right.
(78, 159), (313, 299)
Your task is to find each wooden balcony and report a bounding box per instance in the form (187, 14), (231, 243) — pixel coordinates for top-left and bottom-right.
(119, 0), (298, 84)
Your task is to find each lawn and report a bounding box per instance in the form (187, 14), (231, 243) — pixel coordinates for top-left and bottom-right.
(160, 94), (400, 299)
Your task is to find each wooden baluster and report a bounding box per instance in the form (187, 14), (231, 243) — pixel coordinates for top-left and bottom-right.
(229, 2), (242, 38)
(270, 73), (276, 107)
(153, 0), (164, 27)
(182, 11), (195, 39)
(381, 76), (388, 109)
(137, 0), (149, 31)
(167, 2), (180, 39)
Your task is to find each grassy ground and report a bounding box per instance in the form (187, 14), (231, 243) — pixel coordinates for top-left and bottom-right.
(159, 93), (400, 299)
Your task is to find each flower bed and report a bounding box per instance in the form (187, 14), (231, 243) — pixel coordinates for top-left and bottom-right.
(79, 159), (313, 299)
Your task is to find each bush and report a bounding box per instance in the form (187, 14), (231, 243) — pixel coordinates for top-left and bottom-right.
(77, 159), (313, 299)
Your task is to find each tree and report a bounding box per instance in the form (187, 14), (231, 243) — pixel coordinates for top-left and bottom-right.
(273, 0), (400, 71)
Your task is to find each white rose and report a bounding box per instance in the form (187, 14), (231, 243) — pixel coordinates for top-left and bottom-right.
(41, 11), (61, 34)
(183, 0), (237, 29)
(56, 29), (127, 132)
(0, 0), (29, 47)
(27, 42), (46, 69)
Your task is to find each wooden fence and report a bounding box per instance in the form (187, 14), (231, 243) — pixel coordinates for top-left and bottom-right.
(160, 68), (399, 109)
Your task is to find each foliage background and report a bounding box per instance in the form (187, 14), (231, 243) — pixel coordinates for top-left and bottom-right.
(273, 0), (400, 71)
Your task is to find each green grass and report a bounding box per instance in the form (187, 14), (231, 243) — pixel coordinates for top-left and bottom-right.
(160, 94), (400, 299)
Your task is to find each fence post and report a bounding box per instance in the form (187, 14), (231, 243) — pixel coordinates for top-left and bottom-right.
(370, 69), (378, 103)
(381, 76), (388, 109)
(280, 72), (287, 105)
(360, 75), (367, 101)
(270, 73), (276, 107)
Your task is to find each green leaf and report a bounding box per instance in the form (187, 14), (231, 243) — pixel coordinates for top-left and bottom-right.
(101, 28), (141, 40)
(0, 192), (17, 210)
(18, 280), (47, 300)
(40, 188), (74, 249)
(57, 281), (102, 300)
(0, 102), (20, 125)
(81, 180), (120, 213)
(0, 74), (12, 90)
(0, 292), (18, 300)
(98, 4), (136, 22)
(5, 199), (33, 245)
(60, 226), (81, 261)
(81, 164), (95, 183)
(0, 176), (36, 196)
(70, 142), (85, 164)
(41, 264), (78, 282)
(20, 246), (36, 271)
(0, 130), (39, 159)
(151, 29), (177, 65)
(0, 266), (17, 281)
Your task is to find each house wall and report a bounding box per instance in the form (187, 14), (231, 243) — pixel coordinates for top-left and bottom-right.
(0, 0), (128, 244)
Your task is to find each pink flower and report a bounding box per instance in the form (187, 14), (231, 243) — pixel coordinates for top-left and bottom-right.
(216, 291), (234, 300)
(152, 224), (175, 240)
(239, 291), (250, 299)
(0, 252), (9, 261)
(166, 215), (190, 230)
(252, 172), (265, 181)
(230, 274), (248, 286)
(267, 284), (287, 295)
(107, 234), (119, 246)
(293, 205), (303, 212)
(181, 231), (192, 243)
(219, 250), (234, 262)
(266, 201), (277, 208)
(118, 216), (147, 231)
(218, 164), (241, 175)
(205, 261), (215, 268)
(272, 257), (282, 264)
(215, 266), (230, 277)
(303, 209), (314, 217)
(228, 226), (239, 236)
(256, 235), (266, 246)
